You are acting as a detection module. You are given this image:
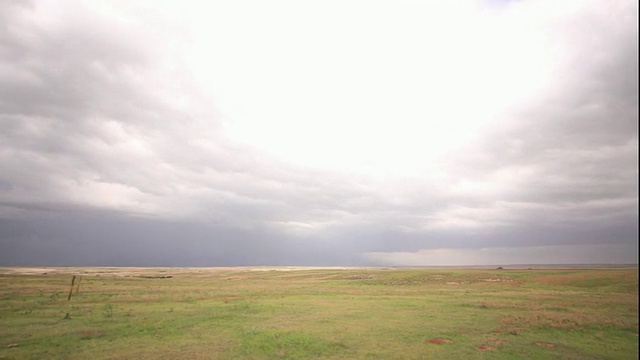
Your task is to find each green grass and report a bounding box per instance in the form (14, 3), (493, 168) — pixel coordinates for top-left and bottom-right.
(0, 267), (637, 359)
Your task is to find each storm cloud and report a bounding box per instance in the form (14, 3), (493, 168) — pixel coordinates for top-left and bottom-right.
(0, 0), (637, 266)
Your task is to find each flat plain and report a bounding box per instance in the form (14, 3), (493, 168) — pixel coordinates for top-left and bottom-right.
(0, 266), (637, 359)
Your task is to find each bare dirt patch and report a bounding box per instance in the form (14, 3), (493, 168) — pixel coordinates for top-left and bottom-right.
(476, 345), (495, 351)
(426, 338), (453, 345)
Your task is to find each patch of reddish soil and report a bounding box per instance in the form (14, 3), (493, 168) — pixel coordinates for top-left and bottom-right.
(427, 338), (453, 345)
(535, 342), (556, 348)
(476, 345), (495, 351)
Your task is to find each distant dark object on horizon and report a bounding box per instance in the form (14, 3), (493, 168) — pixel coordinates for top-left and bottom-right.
(496, 266), (504, 270)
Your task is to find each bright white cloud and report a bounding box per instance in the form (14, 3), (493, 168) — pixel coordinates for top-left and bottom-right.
(175, 0), (562, 175)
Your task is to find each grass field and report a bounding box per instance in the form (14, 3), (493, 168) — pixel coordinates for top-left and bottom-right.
(0, 266), (637, 359)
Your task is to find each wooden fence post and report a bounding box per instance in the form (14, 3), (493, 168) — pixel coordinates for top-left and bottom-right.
(67, 275), (76, 301)
(75, 276), (81, 294)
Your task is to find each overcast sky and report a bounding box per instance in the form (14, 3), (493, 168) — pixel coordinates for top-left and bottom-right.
(0, 0), (637, 266)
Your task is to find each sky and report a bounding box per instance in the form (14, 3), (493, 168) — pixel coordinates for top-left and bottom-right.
(0, 0), (638, 266)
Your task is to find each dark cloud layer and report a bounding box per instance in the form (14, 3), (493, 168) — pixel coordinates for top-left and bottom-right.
(0, 0), (637, 266)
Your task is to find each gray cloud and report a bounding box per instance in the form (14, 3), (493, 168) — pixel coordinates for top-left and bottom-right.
(0, 0), (637, 266)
